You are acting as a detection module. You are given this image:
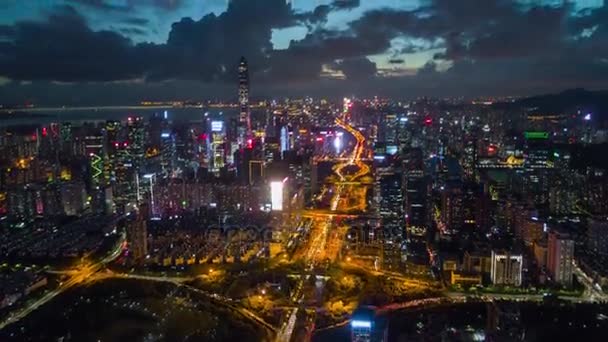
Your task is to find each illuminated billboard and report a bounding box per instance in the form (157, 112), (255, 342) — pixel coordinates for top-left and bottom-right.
(524, 131), (548, 140)
(270, 181), (283, 211)
(351, 320), (372, 328)
(386, 145), (398, 155)
(211, 121), (224, 132)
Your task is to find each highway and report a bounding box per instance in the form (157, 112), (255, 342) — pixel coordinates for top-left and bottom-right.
(276, 110), (371, 342)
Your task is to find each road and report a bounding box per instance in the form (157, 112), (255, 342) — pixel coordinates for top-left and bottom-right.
(573, 261), (608, 301)
(2, 266), (277, 338)
(276, 308), (298, 342)
(88, 271), (277, 335)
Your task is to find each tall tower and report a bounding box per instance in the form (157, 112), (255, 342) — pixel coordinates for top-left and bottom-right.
(238, 56), (251, 144)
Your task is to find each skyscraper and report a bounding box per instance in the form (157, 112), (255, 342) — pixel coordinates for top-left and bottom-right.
(127, 116), (145, 167)
(207, 120), (226, 174)
(84, 135), (105, 187)
(238, 56), (251, 144)
(127, 202), (148, 263)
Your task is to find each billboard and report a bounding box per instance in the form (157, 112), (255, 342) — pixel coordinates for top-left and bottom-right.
(386, 145), (398, 155)
(524, 131), (549, 140)
(211, 121), (224, 132)
(270, 181), (283, 211)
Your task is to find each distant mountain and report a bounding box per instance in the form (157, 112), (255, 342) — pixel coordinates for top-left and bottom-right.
(493, 88), (608, 125)
(519, 88), (608, 113)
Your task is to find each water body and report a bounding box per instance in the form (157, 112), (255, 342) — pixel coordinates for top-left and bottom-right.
(313, 301), (608, 342)
(0, 278), (266, 341)
(0, 107), (242, 127)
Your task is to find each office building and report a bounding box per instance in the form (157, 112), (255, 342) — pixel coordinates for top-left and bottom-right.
(160, 130), (176, 177)
(127, 116), (145, 166)
(404, 169), (429, 238)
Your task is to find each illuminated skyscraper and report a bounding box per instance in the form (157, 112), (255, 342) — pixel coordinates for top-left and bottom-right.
(127, 116), (145, 166)
(84, 135), (105, 187)
(127, 202), (148, 262)
(207, 120), (226, 174)
(160, 130), (176, 177)
(113, 141), (136, 212)
(238, 56), (251, 143)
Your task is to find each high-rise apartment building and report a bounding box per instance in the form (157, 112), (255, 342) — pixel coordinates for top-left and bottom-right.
(547, 229), (574, 287)
(491, 250), (523, 286)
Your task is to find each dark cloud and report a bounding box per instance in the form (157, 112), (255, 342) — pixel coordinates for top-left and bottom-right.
(1, 0), (608, 101)
(260, 27), (389, 83)
(65, 0), (128, 11)
(439, 5), (569, 60)
(66, 0), (183, 11)
(0, 25), (15, 39)
(299, 5), (331, 29)
(0, 0), (320, 83)
(349, 1), (570, 61)
(0, 6), (143, 82)
(332, 0), (360, 10)
(333, 57), (377, 80)
(149, 0), (183, 11)
(118, 27), (147, 36)
(122, 17), (150, 26)
(286, 29), (390, 61)
(416, 61), (438, 77)
(149, 0), (300, 81)
(338, 1), (608, 94)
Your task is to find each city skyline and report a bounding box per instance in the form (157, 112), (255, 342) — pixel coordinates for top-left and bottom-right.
(0, 0), (608, 105)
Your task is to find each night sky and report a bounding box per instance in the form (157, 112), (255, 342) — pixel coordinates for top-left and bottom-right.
(0, 0), (607, 104)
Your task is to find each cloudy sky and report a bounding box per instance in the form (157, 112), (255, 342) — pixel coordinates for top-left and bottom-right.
(0, 0), (607, 104)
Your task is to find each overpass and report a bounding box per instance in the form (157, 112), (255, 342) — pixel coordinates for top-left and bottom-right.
(323, 180), (373, 185)
(298, 209), (378, 219)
